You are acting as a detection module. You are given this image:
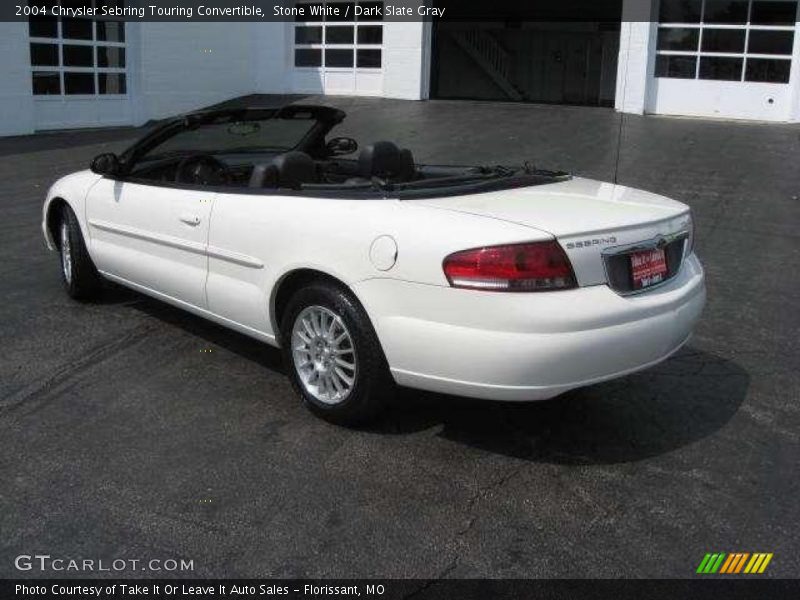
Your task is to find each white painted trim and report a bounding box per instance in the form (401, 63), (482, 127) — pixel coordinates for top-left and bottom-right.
(91, 218), (265, 268)
(207, 245), (265, 269)
(89, 218), (206, 254)
(420, 20), (433, 100)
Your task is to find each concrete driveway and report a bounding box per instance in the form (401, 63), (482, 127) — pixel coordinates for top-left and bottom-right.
(0, 97), (798, 579)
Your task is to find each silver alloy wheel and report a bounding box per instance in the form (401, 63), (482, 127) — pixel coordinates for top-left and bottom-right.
(60, 220), (72, 285)
(291, 305), (357, 405)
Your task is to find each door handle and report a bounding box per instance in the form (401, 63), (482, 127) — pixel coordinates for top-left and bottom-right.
(179, 213), (201, 226)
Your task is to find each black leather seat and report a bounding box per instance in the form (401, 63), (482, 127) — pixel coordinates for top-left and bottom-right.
(350, 141), (416, 184)
(249, 151), (316, 189)
(398, 148), (416, 182)
(249, 163), (279, 188)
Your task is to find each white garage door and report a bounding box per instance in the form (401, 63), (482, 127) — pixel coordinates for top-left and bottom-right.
(650, 0), (799, 121)
(290, 1), (385, 96)
(28, 3), (132, 131)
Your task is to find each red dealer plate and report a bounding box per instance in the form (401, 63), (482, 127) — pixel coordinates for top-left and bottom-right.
(630, 247), (668, 290)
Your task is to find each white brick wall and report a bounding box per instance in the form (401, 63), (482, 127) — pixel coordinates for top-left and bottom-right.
(136, 22), (255, 121)
(382, 22), (427, 100)
(254, 22), (290, 95)
(614, 0), (657, 115)
(0, 23), (35, 136)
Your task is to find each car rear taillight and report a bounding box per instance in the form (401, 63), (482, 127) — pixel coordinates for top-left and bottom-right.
(443, 241), (577, 292)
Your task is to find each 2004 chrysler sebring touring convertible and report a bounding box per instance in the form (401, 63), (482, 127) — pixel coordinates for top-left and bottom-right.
(42, 105), (705, 424)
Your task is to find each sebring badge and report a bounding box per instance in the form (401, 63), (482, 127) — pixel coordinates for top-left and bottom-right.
(565, 236), (617, 249)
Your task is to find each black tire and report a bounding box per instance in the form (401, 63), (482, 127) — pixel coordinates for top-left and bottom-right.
(280, 281), (394, 426)
(57, 205), (103, 301)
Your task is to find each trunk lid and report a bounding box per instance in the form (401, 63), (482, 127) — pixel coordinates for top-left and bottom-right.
(418, 177), (693, 287)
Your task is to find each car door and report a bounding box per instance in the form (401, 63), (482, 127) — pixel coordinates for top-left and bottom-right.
(203, 190), (277, 337)
(85, 177), (214, 309)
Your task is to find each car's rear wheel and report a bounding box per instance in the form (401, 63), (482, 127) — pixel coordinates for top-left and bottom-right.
(58, 206), (103, 301)
(280, 281), (393, 425)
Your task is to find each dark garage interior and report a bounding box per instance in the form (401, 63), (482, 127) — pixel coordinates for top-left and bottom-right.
(431, 0), (623, 106)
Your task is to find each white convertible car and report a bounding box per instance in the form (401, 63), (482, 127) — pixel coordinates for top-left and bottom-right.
(42, 105), (705, 424)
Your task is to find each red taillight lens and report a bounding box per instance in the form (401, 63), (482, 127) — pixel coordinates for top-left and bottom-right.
(443, 241), (576, 292)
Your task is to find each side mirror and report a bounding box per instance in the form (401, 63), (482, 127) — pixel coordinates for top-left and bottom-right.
(326, 137), (358, 157)
(90, 153), (121, 176)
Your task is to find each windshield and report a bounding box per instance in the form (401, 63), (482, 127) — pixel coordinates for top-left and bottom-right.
(142, 114), (317, 161)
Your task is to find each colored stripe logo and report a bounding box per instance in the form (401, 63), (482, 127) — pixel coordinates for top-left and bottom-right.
(696, 552), (773, 574)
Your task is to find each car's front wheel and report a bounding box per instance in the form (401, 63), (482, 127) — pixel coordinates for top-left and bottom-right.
(57, 205), (103, 301)
(280, 281), (394, 425)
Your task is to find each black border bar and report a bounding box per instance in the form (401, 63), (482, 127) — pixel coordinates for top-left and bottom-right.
(4, 579), (800, 600)
(4, 0), (656, 22)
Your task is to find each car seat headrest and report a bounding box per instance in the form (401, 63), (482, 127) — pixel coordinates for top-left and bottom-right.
(249, 163), (279, 188)
(398, 148), (416, 182)
(250, 152), (316, 189)
(271, 151), (316, 189)
(358, 141), (403, 180)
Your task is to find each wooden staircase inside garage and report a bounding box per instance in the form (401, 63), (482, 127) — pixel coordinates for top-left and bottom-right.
(449, 29), (525, 101)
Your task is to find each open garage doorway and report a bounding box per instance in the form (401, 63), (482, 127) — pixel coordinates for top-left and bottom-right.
(430, 1), (622, 107)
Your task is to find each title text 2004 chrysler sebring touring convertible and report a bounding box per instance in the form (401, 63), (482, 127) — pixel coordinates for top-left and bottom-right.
(42, 105), (705, 424)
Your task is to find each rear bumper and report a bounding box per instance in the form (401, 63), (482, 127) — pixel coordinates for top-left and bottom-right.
(352, 254), (706, 401)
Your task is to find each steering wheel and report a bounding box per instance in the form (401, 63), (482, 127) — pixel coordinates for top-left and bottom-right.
(175, 154), (229, 186)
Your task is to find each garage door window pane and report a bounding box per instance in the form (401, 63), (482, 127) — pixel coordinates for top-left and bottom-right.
(98, 46), (125, 68)
(295, 48), (322, 67)
(748, 30), (795, 55)
(99, 73), (127, 94)
(701, 28), (746, 52)
(63, 45), (94, 67)
(655, 55), (697, 78)
(28, 11), (128, 98)
(745, 57), (791, 81)
(357, 1), (384, 21)
(97, 21), (125, 43)
(326, 26), (354, 44)
(30, 43), (59, 66)
(29, 16), (58, 38)
(703, 0), (749, 22)
(659, 0), (702, 22)
(327, 2), (355, 21)
(294, 3), (383, 77)
(751, 0), (799, 24)
(358, 25), (383, 44)
(64, 72), (95, 94)
(657, 28), (699, 51)
(62, 18), (93, 40)
(32, 71), (61, 95)
(295, 26), (322, 44)
(356, 49), (381, 68)
(699, 56), (743, 79)
(325, 48), (354, 67)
